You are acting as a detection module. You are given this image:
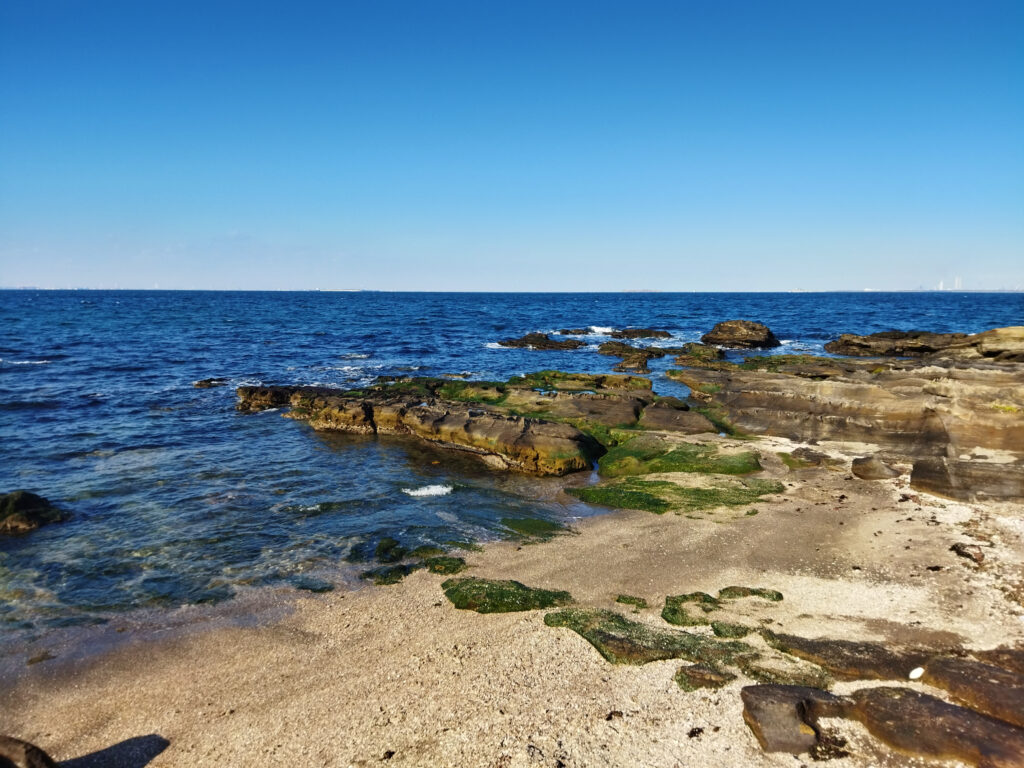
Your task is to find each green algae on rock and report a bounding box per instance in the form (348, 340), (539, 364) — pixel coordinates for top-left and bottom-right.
(361, 563), (424, 585)
(0, 490), (65, 535)
(422, 556), (468, 575)
(545, 608), (755, 666)
(662, 592), (721, 626)
(500, 517), (565, 540)
(568, 477), (785, 515)
(719, 586), (784, 602)
(615, 595), (648, 611)
(374, 536), (408, 564)
(442, 577), (573, 613)
(675, 663), (737, 691)
(597, 435), (762, 478)
(712, 621), (752, 639)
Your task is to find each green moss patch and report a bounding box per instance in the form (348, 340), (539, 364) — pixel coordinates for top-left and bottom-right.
(423, 556), (468, 575)
(675, 663), (737, 691)
(738, 656), (832, 689)
(598, 435), (761, 478)
(442, 577), (573, 613)
(544, 608), (754, 666)
(738, 354), (839, 372)
(501, 517), (564, 539)
(361, 563), (423, 585)
(375, 537), (408, 563)
(410, 545), (446, 558)
(718, 586), (784, 602)
(568, 477), (784, 515)
(507, 370), (651, 392)
(662, 592), (721, 626)
(615, 594), (648, 610)
(445, 539), (483, 552)
(711, 621), (751, 638)
(778, 451), (816, 470)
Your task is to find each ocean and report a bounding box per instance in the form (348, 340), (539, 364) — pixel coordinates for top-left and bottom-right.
(1, 290), (1021, 645)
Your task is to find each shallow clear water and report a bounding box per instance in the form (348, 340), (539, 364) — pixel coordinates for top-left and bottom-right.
(1, 290), (1021, 641)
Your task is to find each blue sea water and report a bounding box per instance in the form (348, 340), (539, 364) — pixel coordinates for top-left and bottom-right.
(1, 290), (1021, 644)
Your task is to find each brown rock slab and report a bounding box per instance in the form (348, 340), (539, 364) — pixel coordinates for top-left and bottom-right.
(911, 458), (1024, 502)
(930, 326), (1024, 363)
(701, 320), (781, 349)
(675, 664), (736, 691)
(847, 686), (1024, 768)
(0, 736), (59, 768)
(975, 647), (1024, 676)
(951, 542), (986, 564)
(763, 632), (931, 681)
(740, 684), (846, 754)
(610, 328), (672, 339)
(851, 456), (901, 480)
(824, 330), (967, 357)
(923, 656), (1024, 728)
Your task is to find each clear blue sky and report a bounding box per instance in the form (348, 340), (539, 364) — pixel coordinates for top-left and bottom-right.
(1, 0), (1021, 290)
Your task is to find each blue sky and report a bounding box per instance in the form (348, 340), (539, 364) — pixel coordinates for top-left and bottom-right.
(1, 0), (1021, 291)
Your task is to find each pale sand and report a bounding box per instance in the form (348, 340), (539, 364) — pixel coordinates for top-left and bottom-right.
(3, 436), (1022, 767)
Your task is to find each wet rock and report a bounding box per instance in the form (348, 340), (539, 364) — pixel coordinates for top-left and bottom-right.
(762, 633), (932, 681)
(545, 608), (753, 666)
(0, 491), (64, 535)
(847, 686), (1024, 768)
(922, 656), (1024, 728)
(442, 578), (572, 613)
(673, 342), (725, 368)
(421, 556), (468, 575)
(557, 328), (590, 335)
(911, 458), (1024, 502)
(497, 333), (585, 350)
(194, 377), (230, 388)
(740, 684), (846, 754)
(0, 735), (59, 768)
(662, 592), (720, 626)
(675, 663), (736, 691)
(824, 330), (967, 357)
(610, 328), (672, 339)
(951, 542), (986, 564)
(597, 341), (667, 374)
(637, 402), (716, 433)
(851, 456), (901, 480)
(701, 320), (781, 349)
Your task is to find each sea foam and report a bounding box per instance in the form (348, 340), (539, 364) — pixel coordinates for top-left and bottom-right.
(402, 484), (454, 497)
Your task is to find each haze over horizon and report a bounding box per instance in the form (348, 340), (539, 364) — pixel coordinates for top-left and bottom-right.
(1, 1), (1022, 292)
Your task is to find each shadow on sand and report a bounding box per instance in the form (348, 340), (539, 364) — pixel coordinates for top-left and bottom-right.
(60, 735), (169, 768)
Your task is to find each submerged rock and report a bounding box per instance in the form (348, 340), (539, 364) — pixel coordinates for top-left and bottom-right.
(497, 333), (585, 350)
(851, 456), (901, 480)
(825, 330), (967, 357)
(193, 377), (230, 388)
(0, 491), (64, 535)
(701, 320), (781, 349)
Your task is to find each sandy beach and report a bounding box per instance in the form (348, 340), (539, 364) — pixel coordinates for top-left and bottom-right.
(5, 433), (1021, 767)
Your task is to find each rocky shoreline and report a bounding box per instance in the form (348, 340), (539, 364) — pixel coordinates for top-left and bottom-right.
(3, 321), (1023, 767)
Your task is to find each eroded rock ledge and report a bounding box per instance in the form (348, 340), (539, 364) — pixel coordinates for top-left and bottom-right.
(237, 372), (716, 476)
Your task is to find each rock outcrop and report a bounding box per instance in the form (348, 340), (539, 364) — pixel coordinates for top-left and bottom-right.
(597, 341), (669, 373)
(238, 372), (716, 475)
(610, 328), (671, 339)
(851, 456), (900, 480)
(825, 330), (967, 357)
(0, 491), (64, 535)
(932, 326), (1024, 363)
(497, 333), (584, 350)
(669, 355), (1024, 499)
(701, 320), (780, 349)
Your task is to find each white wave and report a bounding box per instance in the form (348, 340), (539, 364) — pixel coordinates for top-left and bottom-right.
(401, 484), (454, 497)
(780, 339), (795, 345)
(340, 353), (370, 359)
(258, 407), (280, 413)
(0, 359), (52, 365)
(484, 342), (505, 349)
(589, 326), (615, 334)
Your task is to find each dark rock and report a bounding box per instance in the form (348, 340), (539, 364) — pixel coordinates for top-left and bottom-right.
(0, 735), (59, 768)
(740, 684), (846, 754)
(922, 656), (1024, 728)
(911, 458), (1024, 501)
(0, 491), (64, 535)
(847, 686), (1024, 768)
(557, 328), (591, 335)
(597, 341), (667, 374)
(951, 542), (986, 565)
(193, 377), (230, 388)
(824, 330), (967, 357)
(497, 333), (585, 350)
(701, 320), (781, 349)
(673, 343), (727, 369)
(851, 456), (901, 480)
(610, 328), (672, 339)
(675, 663), (736, 691)
(974, 647), (1024, 676)
(637, 402), (716, 433)
(442, 577), (572, 613)
(762, 633), (932, 681)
